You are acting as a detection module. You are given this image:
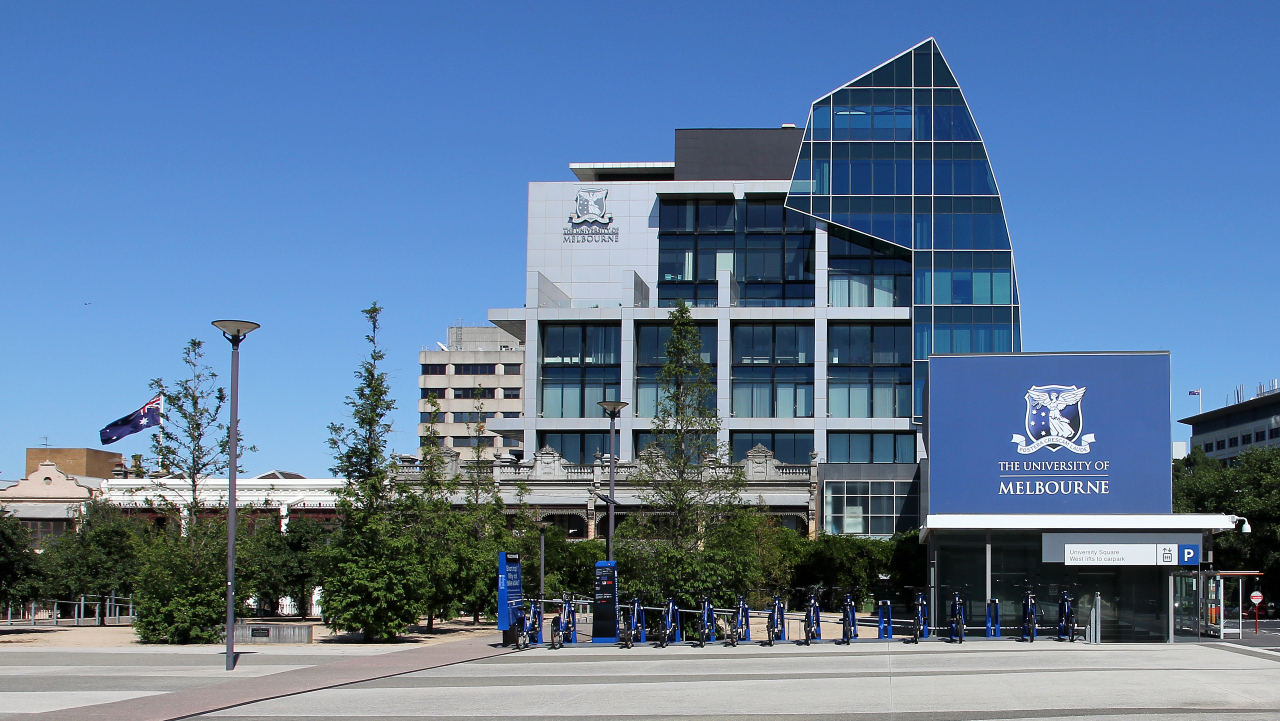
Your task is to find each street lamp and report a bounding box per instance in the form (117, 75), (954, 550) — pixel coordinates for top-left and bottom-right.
(1233, 516), (1253, 534)
(597, 400), (628, 561)
(212, 319), (260, 671)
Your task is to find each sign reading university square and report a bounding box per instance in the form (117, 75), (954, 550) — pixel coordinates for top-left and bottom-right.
(928, 352), (1172, 514)
(563, 188), (620, 244)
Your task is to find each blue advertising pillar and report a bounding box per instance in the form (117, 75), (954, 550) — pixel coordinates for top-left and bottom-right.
(592, 560), (618, 643)
(497, 552), (523, 646)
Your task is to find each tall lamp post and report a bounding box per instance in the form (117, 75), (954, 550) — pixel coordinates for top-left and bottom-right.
(212, 320), (260, 671)
(597, 400), (628, 561)
(533, 521), (550, 613)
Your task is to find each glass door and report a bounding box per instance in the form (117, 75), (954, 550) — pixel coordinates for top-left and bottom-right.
(1173, 572), (1200, 641)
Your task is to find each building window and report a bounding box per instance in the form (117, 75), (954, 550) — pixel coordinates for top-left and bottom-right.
(421, 364), (447, 375)
(828, 324), (911, 418)
(730, 432), (814, 465)
(1216, 440), (1226, 450)
(930, 251), (1013, 304)
(454, 364), (496, 375)
(502, 437), (521, 447)
(931, 306), (1014, 354)
(1271, 428), (1280, 439)
(540, 325), (621, 418)
(420, 412), (444, 423)
(1203, 443), (1213, 453)
(539, 432), (608, 464)
(503, 388), (520, 399)
(1242, 433), (1253, 445)
(825, 479), (918, 536)
(1256, 431), (1266, 443)
(453, 412), (496, 423)
(635, 324), (716, 417)
(1229, 437), (1239, 448)
(19, 520), (69, 547)
(420, 389), (442, 400)
(828, 432), (915, 463)
(452, 436), (493, 448)
(453, 388), (496, 400)
(827, 227), (911, 308)
(503, 364), (522, 375)
(732, 324), (815, 418)
(499, 411), (521, 418)
(657, 199), (816, 308)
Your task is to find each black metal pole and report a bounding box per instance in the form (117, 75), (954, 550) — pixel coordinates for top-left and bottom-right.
(539, 528), (546, 614)
(225, 333), (241, 671)
(608, 411), (617, 562)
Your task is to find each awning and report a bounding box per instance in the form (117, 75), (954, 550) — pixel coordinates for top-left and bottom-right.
(3, 503), (75, 520)
(923, 513), (1238, 539)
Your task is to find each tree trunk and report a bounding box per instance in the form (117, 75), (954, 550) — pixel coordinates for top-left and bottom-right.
(472, 609), (480, 626)
(426, 615), (434, 632)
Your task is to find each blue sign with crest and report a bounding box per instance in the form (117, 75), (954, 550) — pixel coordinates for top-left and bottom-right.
(928, 352), (1172, 514)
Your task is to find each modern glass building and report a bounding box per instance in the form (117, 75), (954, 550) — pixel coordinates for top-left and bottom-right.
(479, 39), (1021, 537)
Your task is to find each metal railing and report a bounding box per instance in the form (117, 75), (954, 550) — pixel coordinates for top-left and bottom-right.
(7, 594), (134, 626)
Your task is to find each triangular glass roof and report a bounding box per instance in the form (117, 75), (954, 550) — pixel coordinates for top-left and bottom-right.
(786, 39), (1009, 253)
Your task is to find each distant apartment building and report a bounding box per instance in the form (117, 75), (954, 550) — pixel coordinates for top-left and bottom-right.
(418, 326), (527, 460)
(1181, 380), (1280, 464)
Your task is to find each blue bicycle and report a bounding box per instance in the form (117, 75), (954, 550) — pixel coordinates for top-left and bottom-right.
(762, 591), (787, 646)
(905, 586), (929, 644)
(523, 602), (543, 647)
(657, 598), (679, 648)
(696, 596), (715, 647)
(832, 586), (859, 644)
(801, 587), (823, 645)
(1056, 585), (1080, 642)
(726, 596), (749, 647)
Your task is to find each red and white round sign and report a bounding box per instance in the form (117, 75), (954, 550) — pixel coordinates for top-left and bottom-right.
(1251, 591), (1264, 604)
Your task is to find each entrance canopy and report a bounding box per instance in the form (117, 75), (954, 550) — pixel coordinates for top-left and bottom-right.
(923, 513), (1239, 539)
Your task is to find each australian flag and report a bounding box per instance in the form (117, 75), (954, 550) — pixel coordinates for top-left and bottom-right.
(100, 395), (163, 445)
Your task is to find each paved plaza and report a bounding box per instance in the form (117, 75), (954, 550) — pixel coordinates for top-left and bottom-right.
(0, 628), (1277, 721)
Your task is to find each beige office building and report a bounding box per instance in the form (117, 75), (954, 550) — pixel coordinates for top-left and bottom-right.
(418, 326), (526, 460)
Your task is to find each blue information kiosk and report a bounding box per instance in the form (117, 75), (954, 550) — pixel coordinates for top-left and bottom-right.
(497, 552), (523, 646)
(591, 560), (618, 643)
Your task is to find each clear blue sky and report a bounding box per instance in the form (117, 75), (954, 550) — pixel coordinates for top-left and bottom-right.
(2, 1), (1275, 479)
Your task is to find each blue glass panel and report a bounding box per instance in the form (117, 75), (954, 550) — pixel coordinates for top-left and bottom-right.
(894, 213), (911, 246)
(895, 104), (913, 140)
(851, 102), (872, 140)
(952, 105), (979, 140)
(814, 101), (831, 141)
(914, 323), (931, 359)
(934, 324), (951, 353)
(933, 270), (951, 303)
(914, 268), (931, 303)
(873, 159), (894, 194)
(953, 159), (972, 195)
(914, 105), (931, 140)
(896, 434), (915, 463)
(972, 213), (992, 249)
(952, 213), (972, 249)
(872, 213), (893, 240)
(974, 159), (997, 194)
(914, 50), (932, 87)
(972, 271), (991, 304)
(934, 53), (957, 87)
(872, 106), (894, 140)
(993, 215), (1010, 249)
(993, 324), (1012, 352)
(934, 159), (953, 194)
(933, 213), (952, 249)
(814, 157), (830, 195)
(992, 271), (1011, 304)
(951, 320), (971, 353)
(895, 159), (911, 194)
(850, 212), (871, 234)
(952, 270), (972, 304)
(914, 158), (931, 194)
(851, 159), (872, 194)
(832, 159), (850, 195)
(973, 323), (992, 353)
(914, 214), (931, 249)
(933, 105), (952, 140)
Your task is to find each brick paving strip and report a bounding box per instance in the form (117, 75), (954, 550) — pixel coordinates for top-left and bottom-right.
(30, 634), (511, 721)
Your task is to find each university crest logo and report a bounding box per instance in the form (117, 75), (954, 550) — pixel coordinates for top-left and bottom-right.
(569, 188), (612, 224)
(1011, 385), (1096, 454)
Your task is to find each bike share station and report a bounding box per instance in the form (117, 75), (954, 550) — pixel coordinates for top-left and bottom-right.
(923, 352), (1246, 643)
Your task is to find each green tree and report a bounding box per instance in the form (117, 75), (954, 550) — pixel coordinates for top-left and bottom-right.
(321, 302), (429, 641)
(133, 512), (241, 643)
(412, 392), (461, 631)
(449, 391), (512, 625)
(148, 339), (253, 526)
(39, 500), (142, 624)
(0, 514), (39, 609)
(618, 300), (768, 610)
(1175, 445), (1280, 598)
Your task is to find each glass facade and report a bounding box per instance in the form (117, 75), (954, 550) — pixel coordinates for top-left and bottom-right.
(787, 38), (1022, 424)
(540, 324), (621, 418)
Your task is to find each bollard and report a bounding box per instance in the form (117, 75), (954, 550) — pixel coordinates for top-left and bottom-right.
(986, 599), (1001, 637)
(878, 600), (893, 639)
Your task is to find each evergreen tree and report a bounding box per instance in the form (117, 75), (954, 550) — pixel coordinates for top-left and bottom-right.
(321, 303), (428, 641)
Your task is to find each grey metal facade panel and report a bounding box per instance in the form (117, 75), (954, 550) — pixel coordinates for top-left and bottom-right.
(674, 128), (805, 181)
(818, 463), (921, 481)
